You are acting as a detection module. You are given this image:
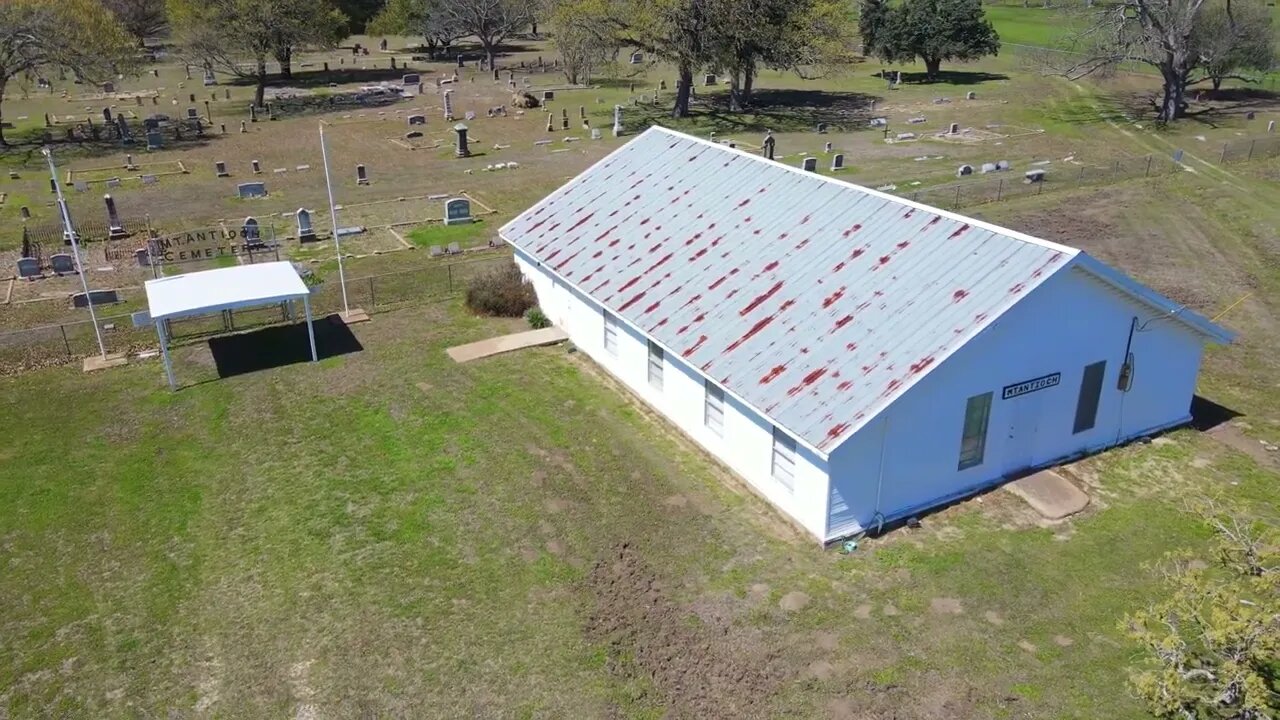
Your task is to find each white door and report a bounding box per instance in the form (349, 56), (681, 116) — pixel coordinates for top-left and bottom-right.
(1002, 394), (1040, 477)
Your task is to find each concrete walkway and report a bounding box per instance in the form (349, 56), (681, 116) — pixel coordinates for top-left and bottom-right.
(447, 327), (569, 363)
(1004, 470), (1090, 520)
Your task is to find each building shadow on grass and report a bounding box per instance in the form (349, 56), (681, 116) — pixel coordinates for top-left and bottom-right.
(1188, 394), (1243, 431)
(207, 314), (363, 379)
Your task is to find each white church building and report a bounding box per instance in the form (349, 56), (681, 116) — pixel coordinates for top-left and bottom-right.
(500, 127), (1234, 543)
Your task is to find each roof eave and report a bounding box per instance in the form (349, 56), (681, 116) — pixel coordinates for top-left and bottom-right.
(1072, 254), (1236, 344)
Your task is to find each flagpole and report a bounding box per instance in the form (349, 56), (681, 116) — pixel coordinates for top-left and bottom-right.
(43, 147), (106, 359)
(318, 121), (350, 316)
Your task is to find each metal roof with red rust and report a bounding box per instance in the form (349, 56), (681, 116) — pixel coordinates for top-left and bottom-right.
(500, 127), (1078, 454)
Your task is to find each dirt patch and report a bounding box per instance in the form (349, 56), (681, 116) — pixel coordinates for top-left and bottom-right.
(586, 542), (785, 718)
(930, 597), (964, 615)
(546, 540), (565, 556)
(806, 660), (837, 681)
(983, 611), (1004, 626)
(814, 631), (839, 651)
(779, 591), (811, 612)
(1017, 640), (1038, 654)
(1206, 422), (1280, 470)
(543, 498), (570, 513)
(1053, 635), (1074, 647)
(853, 603), (873, 620)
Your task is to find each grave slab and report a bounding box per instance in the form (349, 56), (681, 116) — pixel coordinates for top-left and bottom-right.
(1004, 470), (1090, 520)
(83, 352), (128, 373)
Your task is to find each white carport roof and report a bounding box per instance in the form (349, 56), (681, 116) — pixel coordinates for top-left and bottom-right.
(143, 262), (318, 390)
(144, 261), (311, 321)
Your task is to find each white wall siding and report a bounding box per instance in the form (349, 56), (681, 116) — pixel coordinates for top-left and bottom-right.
(826, 266), (1206, 540)
(516, 249), (831, 539)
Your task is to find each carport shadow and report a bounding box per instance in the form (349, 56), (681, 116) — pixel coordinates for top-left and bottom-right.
(207, 315), (363, 379)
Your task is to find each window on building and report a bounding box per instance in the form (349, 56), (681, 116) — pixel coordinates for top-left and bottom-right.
(704, 381), (724, 436)
(647, 341), (664, 390)
(958, 392), (993, 470)
(603, 311), (619, 356)
(771, 427), (797, 490)
(1073, 361), (1107, 434)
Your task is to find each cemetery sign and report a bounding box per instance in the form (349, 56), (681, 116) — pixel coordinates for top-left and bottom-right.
(147, 225), (275, 263)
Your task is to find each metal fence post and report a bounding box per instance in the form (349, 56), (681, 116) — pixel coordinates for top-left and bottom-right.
(60, 324), (71, 357)
(954, 185), (961, 209)
(1145, 155), (1152, 177)
(368, 276), (376, 309)
(996, 178), (1003, 202)
(1220, 143), (1228, 164)
(448, 264), (454, 293)
(1248, 139), (1256, 161)
(1078, 166), (1085, 181)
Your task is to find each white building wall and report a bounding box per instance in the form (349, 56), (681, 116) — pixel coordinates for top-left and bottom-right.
(826, 265), (1206, 539)
(515, 249), (831, 539)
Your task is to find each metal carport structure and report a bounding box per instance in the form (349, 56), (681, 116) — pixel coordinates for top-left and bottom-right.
(143, 262), (317, 390)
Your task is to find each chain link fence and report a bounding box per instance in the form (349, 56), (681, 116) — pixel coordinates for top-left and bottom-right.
(0, 255), (512, 376)
(899, 153), (1183, 210)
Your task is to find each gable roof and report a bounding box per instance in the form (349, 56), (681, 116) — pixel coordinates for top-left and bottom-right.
(500, 127), (1231, 455)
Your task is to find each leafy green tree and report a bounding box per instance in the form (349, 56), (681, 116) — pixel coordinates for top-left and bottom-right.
(169, 0), (346, 106)
(335, 0), (387, 34)
(0, 0), (138, 145)
(858, 0), (889, 58)
(1124, 500), (1279, 720)
(369, 0), (464, 59)
(862, 0), (999, 79)
(550, 0), (617, 85)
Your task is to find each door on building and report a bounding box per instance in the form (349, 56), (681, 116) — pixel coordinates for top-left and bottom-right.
(1002, 393), (1041, 477)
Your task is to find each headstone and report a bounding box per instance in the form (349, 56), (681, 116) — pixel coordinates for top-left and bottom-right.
(73, 181), (89, 193)
(102, 81), (114, 93)
(402, 73), (420, 87)
(824, 141), (833, 153)
(966, 91), (976, 100)
(542, 90), (554, 101)
(146, 130), (162, 150)
(356, 164), (369, 185)
(980, 162), (997, 173)
(457, 55), (465, 68)
(995, 160), (1011, 171)
(408, 114), (426, 126)
(870, 117), (888, 128)
(19, 206), (30, 219)
(454, 123), (470, 157)
(296, 208), (316, 242)
(380, 38), (388, 51)
(103, 107), (113, 124)
(187, 107), (199, 120)
(612, 105), (623, 137)
(895, 132), (916, 140)
(1024, 169), (1046, 183)
(248, 104), (258, 122)
(704, 74), (717, 86)
(948, 122), (959, 134)
(406, 131), (423, 140)
(1270, 121), (1277, 133)
(957, 164), (974, 177)
(1246, 111), (1256, 120)
(17, 257), (41, 279)
(591, 128), (602, 140)
(630, 52), (643, 64)
(49, 253), (75, 275)
(240, 120), (247, 133)
(816, 122), (828, 134)
(72, 290), (120, 308)
(1172, 149), (1184, 163)
(241, 217), (261, 245)
(141, 174), (157, 186)
(104, 194), (127, 238)
(762, 131), (775, 161)
(831, 153), (845, 171)
(442, 90), (454, 121)
(251, 159), (261, 174)
(444, 197), (472, 225)
(237, 181), (267, 198)
(802, 157), (817, 172)
(204, 69), (217, 86)
(134, 248), (151, 267)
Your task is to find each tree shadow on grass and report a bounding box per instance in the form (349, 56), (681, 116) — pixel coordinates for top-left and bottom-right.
(628, 89), (882, 135)
(206, 314), (363, 380)
(889, 70), (1010, 86)
(0, 124), (224, 163)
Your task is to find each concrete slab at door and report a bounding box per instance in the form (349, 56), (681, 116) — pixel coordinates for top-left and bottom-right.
(1004, 470), (1089, 520)
(447, 327), (568, 363)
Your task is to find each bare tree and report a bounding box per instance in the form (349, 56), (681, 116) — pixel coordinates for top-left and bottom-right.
(369, 0), (466, 59)
(1191, 0), (1276, 92)
(101, 0), (168, 45)
(439, 0), (535, 69)
(1052, 0), (1276, 121)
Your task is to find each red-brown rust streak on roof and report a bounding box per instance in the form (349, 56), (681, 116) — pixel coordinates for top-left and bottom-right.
(683, 335), (708, 357)
(842, 224), (863, 237)
(952, 289), (969, 302)
(786, 368), (828, 396)
(676, 312), (707, 335)
(948, 223), (971, 240)
(642, 300), (662, 314)
(724, 314), (776, 354)
(740, 281), (784, 316)
(836, 380), (854, 391)
(909, 356), (935, 374)
(826, 423), (850, 440)
(759, 365), (787, 384)
(645, 252), (675, 274)
(618, 291), (647, 312)
(832, 314), (855, 331)
(822, 287), (846, 309)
